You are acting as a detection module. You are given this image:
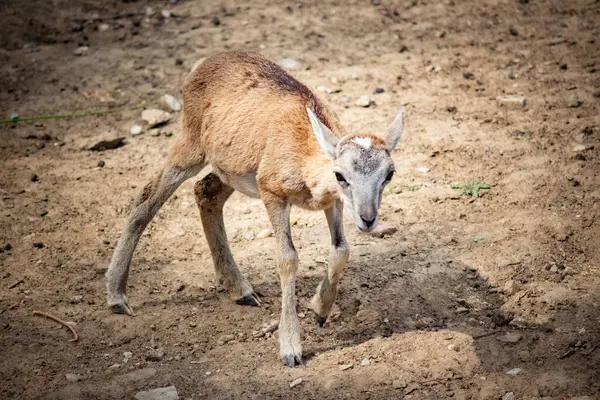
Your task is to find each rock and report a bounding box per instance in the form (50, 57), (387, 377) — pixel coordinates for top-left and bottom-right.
(289, 378), (303, 388)
(317, 85), (333, 94)
(217, 334), (235, 345)
(549, 265), (559, 273)
(447, 344), (458, 351)
(455, 307), (469, 314)
(368, 223), (397, 238)
(278, 58), (302, 71)
(405, 383), (420, 395)
(256, 228), (273, 239)
(508, 71), (516, 80)
(506, 368), (522, 376)
(141, 109), (172, 128)
(134, 385), (179, 400)
(568, 94), (582, 108)
(560, 63), (568, 70)
(162, 94), (182, 112)
(97, 160), (105, 168)
(146, 348), (165, 362)
(108, 363), (121, 370)
(491, 311), (513, 326)
(503, 392), (516, 400)
(89, 137), (126, 151)
(447, 105), (457, 113)
(415, 166), (430, 173)
(149, 129), (161, 137)
(561, 266), (574, 276)
(339, 363), (353, 371)
(355, 95), (372, 107)
(74, 46), (89, 56)
(497, 96), (527, 109)
(374, 87), (385, 94)
(33, 242), (45, 249)
(360, 358), (371, 366)
(31, 173), (39, 182)
(161, 9), (171, 18)
(503, 280), (519, 296)
(70, 295), (83, 304)
(3, 243), (12, 251)
(175, 58), (184, 66)
(393, 380), (406, 389)
(65, 373), (84, 383)
(463, 71), (474, 80)
(98, 23), (110, 32)
(130, 125), (143, 136)
(509, 27), (519, 36)
(572, 144), (591, 152)
(497, 332), (522, 344)
(211, 16), (221, 26)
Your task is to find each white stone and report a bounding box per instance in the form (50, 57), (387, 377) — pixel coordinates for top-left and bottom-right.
(65, 373), (83, 383)
(497, 96), (527, 108)
(289, 378), (303, 388)
(98, 23), (110, 32)
(360, 358), (371, 366)
(162, 94), (182, 112)
(503, 280), (519, 296)
(142, 109), (172, 128)
(278, 58), (302, 71)
(161, 10), (171, 18)
(130, 125), (143, 136)
(134, 386), (179, 400)
(74, 46), (89, 56)
(256, 228), (273, 239)
(355, 95), (371, 107)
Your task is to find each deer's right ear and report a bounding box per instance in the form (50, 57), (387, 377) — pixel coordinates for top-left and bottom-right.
(307, 108), (338, 159)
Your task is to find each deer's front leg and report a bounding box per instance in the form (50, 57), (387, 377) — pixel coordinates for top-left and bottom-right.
(262, 193), (303, 367)
(310, 199), (349, 327)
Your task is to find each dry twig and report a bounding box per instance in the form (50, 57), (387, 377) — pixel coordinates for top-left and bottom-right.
(33, 310), (79, 342)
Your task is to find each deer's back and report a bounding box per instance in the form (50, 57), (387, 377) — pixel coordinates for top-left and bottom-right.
(180, 52), (343, 177)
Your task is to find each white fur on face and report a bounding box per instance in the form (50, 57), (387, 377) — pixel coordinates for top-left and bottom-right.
(352, 136), (372, 149)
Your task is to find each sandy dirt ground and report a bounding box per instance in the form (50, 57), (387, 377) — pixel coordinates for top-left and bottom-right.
(1, 0), (599, 399)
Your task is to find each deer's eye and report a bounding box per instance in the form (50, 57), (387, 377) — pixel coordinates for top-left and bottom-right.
(384, 171), (395, 183)
(335, 172), (347, 184)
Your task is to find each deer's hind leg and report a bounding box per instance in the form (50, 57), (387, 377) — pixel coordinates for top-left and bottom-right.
(106, 161), (204, 315)
(194, 173), (260, 306)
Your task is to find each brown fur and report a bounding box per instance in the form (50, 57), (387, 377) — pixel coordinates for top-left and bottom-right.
(105, 51), (403, 367)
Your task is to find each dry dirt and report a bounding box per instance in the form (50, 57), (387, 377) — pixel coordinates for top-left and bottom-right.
(1, 0), (599, 399)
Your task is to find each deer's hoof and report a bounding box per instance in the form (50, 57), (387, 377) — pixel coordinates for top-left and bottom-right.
(282, 354), (304, 368)
(235, 292), (261, 307)
(313, 312), (327, 328)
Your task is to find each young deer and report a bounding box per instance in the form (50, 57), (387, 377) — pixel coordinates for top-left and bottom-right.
(105, 51), (405, 367)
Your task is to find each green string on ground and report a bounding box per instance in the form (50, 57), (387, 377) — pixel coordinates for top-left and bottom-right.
(0, 101), (154, 125)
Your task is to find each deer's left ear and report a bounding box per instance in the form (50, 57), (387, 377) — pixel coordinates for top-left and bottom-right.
(382, 106), (405, 152)
(307, 108), (338, 159)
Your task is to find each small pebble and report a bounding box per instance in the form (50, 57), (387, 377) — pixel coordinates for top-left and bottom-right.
(31, 173), (39, 182)
(130, 125), (143, 136)
(65, 373), (84, 383)
(3, 243), (12, 251)
(447, 105), (457, 113)
(256, 228), (273, 239)
(339, 364), (353, 371)
(509, 27), (519, 36)
(73, 46), (89, 56)
(33, 242), (45, 249)
(355, 95), (372, 107)
(463, 71), (474, 80)
(289, 378), (303, 388)
(97, 160), (105, 168)
(360, 358), (371, 366)
(503, 280), (519, 296)
(503, 392), (516, 400)
(162, 94), (182, 112)
(447, 344), (458, 351)
(374, 87), (385, 94)
(175, 58), (184, 66)
(211, 16), (221, 26)
(560, 63), (568, 70)
(278, 58), (302, 71)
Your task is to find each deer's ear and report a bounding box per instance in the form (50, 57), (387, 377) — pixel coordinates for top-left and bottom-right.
(382, 106), (405, 152)
(307, 108), (338, 158)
